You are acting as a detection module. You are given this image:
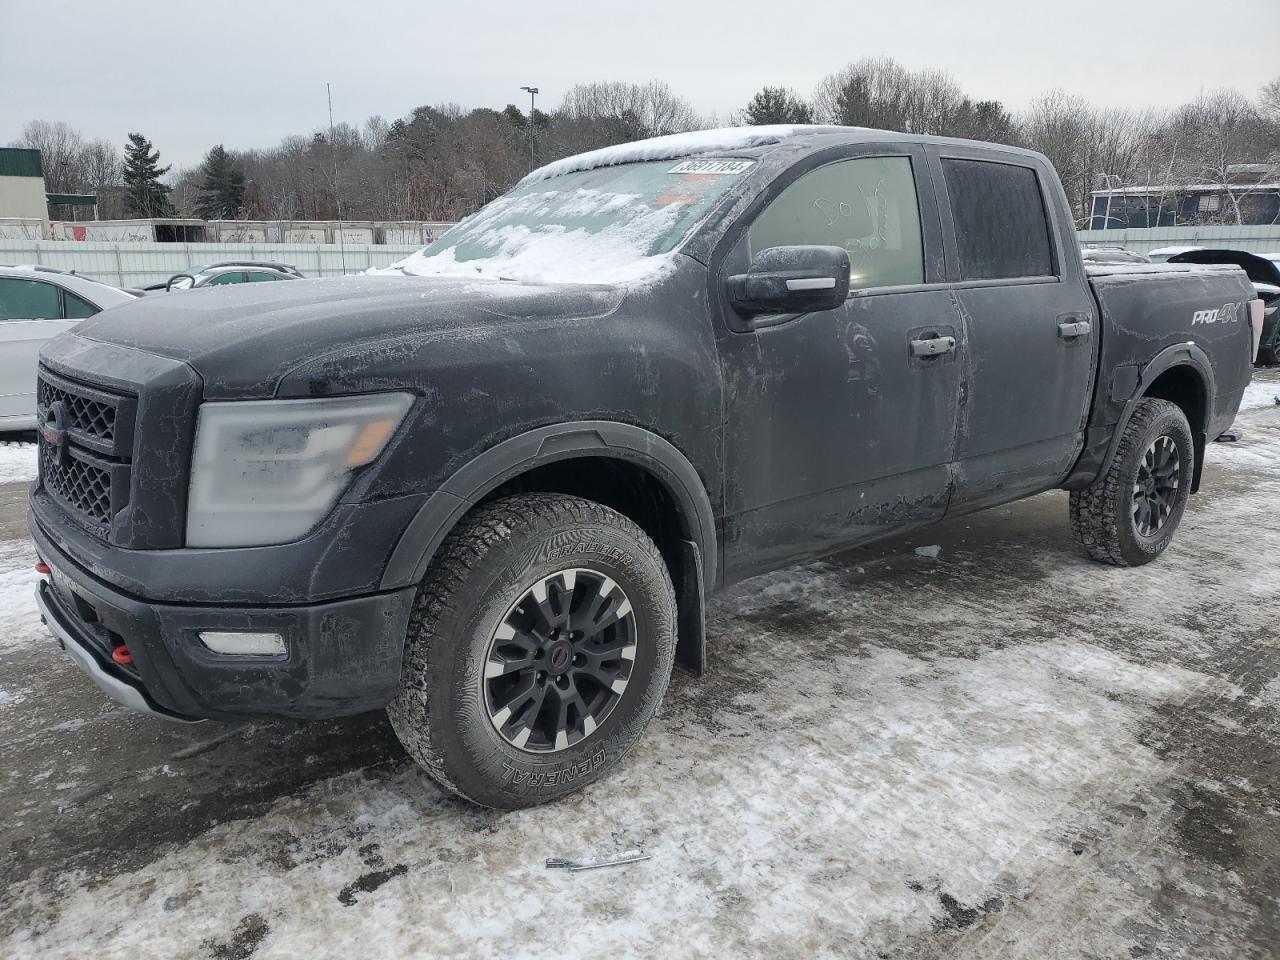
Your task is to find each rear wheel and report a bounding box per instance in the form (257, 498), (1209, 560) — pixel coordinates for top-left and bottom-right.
(387, 493), (676, 808)
(1070, 398), (1194, 566)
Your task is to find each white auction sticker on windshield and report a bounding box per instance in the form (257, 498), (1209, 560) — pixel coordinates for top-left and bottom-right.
(668, 159), (754, 175)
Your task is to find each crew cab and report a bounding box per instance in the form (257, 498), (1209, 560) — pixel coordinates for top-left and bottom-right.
(28, 126), (1260, 808)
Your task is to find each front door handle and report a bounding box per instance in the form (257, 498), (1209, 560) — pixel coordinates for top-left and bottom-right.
(910, 335), (956, 358)
(1058, 320), (1091, 339)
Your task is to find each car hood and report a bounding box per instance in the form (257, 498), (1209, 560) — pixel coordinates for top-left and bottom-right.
(66, 274), (627, 398)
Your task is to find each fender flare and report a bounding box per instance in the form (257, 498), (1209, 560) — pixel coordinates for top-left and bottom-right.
(1102, 341), (1214, 493)
(380, 420), (718, 594)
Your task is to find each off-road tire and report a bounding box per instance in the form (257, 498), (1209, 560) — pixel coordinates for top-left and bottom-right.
(1070, 398), (1194, 567)
(387, 493), (676, 809)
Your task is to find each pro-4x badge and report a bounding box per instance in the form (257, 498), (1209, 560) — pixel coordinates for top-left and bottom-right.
(1192, 302), (1244, 325)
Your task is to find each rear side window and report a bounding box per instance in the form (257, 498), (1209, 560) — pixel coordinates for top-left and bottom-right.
(62, 290), (98, 319)
(749, 156), (924, 291)
(244, 271), (283, 282)
(942, 159), (1054, 280)
(0, 278), (61, 320)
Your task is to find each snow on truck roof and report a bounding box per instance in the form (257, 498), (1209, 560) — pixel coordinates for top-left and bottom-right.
(518, 125), (846, 184)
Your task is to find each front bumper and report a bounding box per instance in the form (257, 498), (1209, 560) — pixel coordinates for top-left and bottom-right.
(32, 516), (417, 721)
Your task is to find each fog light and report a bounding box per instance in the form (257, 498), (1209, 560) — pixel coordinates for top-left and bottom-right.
(199, 631), (286, 656)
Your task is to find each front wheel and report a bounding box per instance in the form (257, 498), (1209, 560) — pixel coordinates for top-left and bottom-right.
(1069, 398), (1194, 566)
(387, 493), (676, 808)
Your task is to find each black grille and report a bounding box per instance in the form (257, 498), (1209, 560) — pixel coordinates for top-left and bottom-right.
(41, 444), (113, 525)
(37, 376), (118, 445)
(37, 368), (134, 536)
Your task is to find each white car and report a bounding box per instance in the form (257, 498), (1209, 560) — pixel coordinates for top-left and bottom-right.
(0, 266), (138, 431)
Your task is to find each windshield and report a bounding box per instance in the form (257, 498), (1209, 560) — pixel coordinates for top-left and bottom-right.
(387, 158), (753, 284)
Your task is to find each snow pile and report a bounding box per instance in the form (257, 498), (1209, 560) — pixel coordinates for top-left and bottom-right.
(1240, 377), (1279, 411)
(518, 124), (836, 185)
(380, 187), (686, 286)
(0, 539), (41, 654)
(0, 441), (37, 485)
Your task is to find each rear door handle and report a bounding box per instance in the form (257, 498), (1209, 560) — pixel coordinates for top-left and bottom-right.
(1058, 320), (1091, 339)
(910, 335), (956, 358)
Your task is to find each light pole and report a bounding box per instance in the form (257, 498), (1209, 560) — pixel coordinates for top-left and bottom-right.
(520, 85), (539, 172)
(1098, 173), (1121, 230)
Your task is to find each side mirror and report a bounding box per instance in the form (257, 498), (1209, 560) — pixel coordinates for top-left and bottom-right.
(167, 273), (195, 291)
(727, 245), (850, 319)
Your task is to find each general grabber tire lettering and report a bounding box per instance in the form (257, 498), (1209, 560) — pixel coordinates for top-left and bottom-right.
(387, 493), (677, 808)
(1070, 397), (1194, 567)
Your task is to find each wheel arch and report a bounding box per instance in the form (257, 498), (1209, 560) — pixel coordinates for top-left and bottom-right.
(1104, 344), (1213, 494)
(381, 421), (717, 674)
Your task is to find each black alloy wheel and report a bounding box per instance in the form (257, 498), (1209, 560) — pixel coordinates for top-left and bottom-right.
(483, 568), (636, 753)
(1132, 434), (1181, 538)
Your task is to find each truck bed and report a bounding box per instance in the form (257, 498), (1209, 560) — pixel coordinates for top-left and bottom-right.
(1078, 261), (1256, 483)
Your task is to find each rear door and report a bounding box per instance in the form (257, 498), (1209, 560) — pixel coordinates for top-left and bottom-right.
(0, 278), (85, 422)
(929, 149), (1098, 511)
(715, 144), (963, 581)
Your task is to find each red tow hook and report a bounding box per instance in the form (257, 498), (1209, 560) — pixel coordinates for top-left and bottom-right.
(35, 560), (50, 576)
(112, 645), (134, 666)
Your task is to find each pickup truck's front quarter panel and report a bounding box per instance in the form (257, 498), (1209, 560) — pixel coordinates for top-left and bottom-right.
(280, 257), (725, 585)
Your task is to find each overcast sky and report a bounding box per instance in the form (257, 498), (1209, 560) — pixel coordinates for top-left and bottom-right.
(2, 0), (1277, 170)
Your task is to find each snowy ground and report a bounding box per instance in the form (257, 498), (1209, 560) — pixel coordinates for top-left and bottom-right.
(0, 438), (37, 486)
(1, 371), (1278, 959)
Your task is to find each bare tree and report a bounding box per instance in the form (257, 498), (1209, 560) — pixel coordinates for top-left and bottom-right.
(813, 58), (1014, 143)
(1260, 76), (1280, 122)
(555, 81), (703, 148)
(11, 120), (122, 218)
(1164, 89), (1276, 224)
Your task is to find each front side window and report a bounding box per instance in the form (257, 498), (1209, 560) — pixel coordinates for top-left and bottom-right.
(207, 271), (244, 285)
(748, 156), (925, 291)
(0, 278), (61, 321)
(942, 159), (1054, 280)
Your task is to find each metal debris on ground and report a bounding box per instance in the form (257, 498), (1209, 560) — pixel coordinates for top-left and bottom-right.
(546, 849), (650, 871)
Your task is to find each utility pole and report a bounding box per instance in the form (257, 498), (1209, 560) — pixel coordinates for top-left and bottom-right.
(327, 82), (347, 274)
(520, 86), (539, 172)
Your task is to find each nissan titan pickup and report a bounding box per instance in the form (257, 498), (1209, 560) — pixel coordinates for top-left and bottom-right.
(29, 126), (1262, 807)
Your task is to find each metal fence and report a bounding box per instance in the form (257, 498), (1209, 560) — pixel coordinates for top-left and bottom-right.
(1077, 225), (1280, 255)
(0, 241), (423, 288)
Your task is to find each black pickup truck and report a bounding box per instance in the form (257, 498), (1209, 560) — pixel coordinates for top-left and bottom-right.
(29, 126), (1261, 808)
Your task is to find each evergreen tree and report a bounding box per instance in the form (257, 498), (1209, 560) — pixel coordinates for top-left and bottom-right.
(744, 87), (814, 125)
(194, 144), (246, 220)
(122, 132), (174, 217)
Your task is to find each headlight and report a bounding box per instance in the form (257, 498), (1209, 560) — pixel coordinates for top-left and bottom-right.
(187, 393), (414, 548)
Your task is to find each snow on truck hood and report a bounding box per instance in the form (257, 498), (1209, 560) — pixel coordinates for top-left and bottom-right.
(64, 274), (626, 397)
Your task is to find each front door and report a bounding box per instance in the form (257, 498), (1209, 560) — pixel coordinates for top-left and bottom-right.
(715, 146), (963, 582)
